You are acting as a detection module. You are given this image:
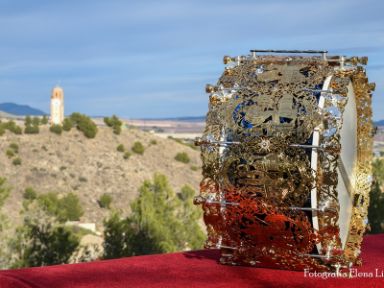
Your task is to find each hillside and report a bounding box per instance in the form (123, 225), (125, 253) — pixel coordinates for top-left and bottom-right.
(0, 111), (16, 118)
(0, 124), (202, 233)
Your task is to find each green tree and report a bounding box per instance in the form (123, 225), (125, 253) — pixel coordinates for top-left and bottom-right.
(368, 181), (384, 233)
(11, 218), (79, 268)
(70, 113), (98, 138)
(0, 178), (10, 214)
(58, 193), (84, 222)
(372, 159), (384, 183)
(368, 158), (384, 233)
(177, 185), (206, 249)
(103, 174), (204, 259)
(0, 178), (10, 268)
(37, 192), (84, 222)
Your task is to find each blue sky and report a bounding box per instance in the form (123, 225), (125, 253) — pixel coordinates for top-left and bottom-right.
(0, 0), (383, 119)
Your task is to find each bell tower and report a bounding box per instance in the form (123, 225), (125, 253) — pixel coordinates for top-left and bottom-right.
(50, 86), (64, 125)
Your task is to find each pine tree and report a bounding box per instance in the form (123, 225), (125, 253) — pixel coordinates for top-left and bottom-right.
(103, 174), (204, 259)
(9, 203), (80, 268)
(368, 181), (384, 233)
(368, 158), (384, 233)
(0, 178), (10, 268)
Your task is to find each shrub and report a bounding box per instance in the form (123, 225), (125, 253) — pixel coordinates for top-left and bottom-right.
(37, 192), (84, 222)
(50, 124), (63, 135)
(41, 115), (49, 125)
(190, 165), (199, 171)
(104, 115), (122, 135)
(98, 193), (112, 209)
(62, 118), (73, 131)
(32, 117), (40, 126)
(24, 116), (32, 126)
(24, 124), (39, 134)
(2, 121), (22, 135)
(9, 143), (19, 153)
(37, 193), (59, 214)
(113, 125), (122, 135)
(116, 144), (125, 153)
(59, 193), (84, 222)
(23, 187), (37, 200)
(0, 177), (10, 208)
(123, 151), (131, 160)
(6, 150), (15, 158)
(150, 139), (157, 145)
(13, 157), (22, 166)
(131, 141), (144, 155)
(24, 116), (40, 134)
(70, 113), (98, 139)
(175, 152), (190, 164)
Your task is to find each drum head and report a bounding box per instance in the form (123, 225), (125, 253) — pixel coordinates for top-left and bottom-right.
(311, 77), (357, 252)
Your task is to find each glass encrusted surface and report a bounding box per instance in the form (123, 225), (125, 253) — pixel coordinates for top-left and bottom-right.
(194, 52), (374, 271)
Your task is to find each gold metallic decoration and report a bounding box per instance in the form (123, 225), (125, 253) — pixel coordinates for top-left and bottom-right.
(194, 50), (374, 271)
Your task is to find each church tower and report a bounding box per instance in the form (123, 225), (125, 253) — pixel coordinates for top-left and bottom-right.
(50, 86), (64, 125)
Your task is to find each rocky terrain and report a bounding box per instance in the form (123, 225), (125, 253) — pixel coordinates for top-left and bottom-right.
(0, 123), (202, 232)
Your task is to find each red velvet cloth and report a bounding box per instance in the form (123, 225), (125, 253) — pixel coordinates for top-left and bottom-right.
(1, 234), (383, 288)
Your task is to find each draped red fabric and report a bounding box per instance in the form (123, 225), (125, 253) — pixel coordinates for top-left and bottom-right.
(1, 234), (383, 288)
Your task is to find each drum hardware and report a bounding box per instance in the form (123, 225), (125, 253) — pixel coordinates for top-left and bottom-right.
(194, 196), (337, 214)
(217, 245), (344, 262)
(193, 196), (239, 207)
(250, 49), (329, 54)
(223, 52), (368, 66)
(196, 139), (336, 152)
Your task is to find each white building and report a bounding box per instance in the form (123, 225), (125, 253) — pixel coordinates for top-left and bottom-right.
(50, 86), (64, 125)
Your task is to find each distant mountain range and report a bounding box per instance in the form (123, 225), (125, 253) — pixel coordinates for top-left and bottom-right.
(0, 102), (46, 116)
(2, 101), (382, 125)
(374, 120), (384, 126)
(136, 116), (205, 122)
(0, 103), (205, 121)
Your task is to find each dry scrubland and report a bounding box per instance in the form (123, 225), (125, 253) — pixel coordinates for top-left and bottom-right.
(0, 124), (202, 232)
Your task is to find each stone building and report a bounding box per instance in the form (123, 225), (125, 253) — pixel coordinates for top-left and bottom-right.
(50, 86), (64, 125)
